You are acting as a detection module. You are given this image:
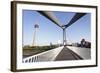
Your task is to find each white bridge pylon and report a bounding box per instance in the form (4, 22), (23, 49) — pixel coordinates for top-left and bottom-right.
(37, 11), (86, 46)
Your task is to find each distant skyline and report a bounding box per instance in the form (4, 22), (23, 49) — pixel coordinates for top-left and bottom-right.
(23, 10), (91, 46)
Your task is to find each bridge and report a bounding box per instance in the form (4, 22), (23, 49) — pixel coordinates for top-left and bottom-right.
(23, 11), (90, 63)
(23, 46), (90, 63)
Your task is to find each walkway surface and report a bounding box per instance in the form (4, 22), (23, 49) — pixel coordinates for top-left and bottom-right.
(23, 46), (91, 63)
(55, 47), (83, 61)
(67, 46), (91, 59)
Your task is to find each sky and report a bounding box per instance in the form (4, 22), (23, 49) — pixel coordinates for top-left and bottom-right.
(22, 10), (91, 46)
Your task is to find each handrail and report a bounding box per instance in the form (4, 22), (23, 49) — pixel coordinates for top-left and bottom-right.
(23, 46), (63, 63)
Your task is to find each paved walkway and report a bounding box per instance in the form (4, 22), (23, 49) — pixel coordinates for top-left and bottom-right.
(23, 46), (90, 63)
(55, 47), (83, 61)
(67, 46), (91, 59)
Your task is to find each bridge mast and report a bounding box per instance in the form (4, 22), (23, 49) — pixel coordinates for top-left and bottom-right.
(63, 28), (67, 46)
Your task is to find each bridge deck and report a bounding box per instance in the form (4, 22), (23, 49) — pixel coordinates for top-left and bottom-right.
(67, 46), (91, 59)
(55, 47), (83, 61)
(23, 46), (90, 63)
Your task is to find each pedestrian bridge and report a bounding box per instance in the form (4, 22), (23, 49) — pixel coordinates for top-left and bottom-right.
(23, 46), (90, 63)
(22, 12), (90, 63)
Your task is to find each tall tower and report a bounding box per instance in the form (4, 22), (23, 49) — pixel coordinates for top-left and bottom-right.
(63, 28), (67, 46)
(32, 24), (39, 46)
(62, 27), (67, 46)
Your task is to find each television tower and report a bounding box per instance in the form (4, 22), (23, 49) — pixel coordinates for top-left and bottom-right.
(32, 24), (39, 46)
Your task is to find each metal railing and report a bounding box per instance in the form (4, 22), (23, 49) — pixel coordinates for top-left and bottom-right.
(23, 46), (63, 63)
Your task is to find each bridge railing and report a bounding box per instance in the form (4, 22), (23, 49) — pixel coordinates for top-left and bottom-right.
(23, 46), (63, 63)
